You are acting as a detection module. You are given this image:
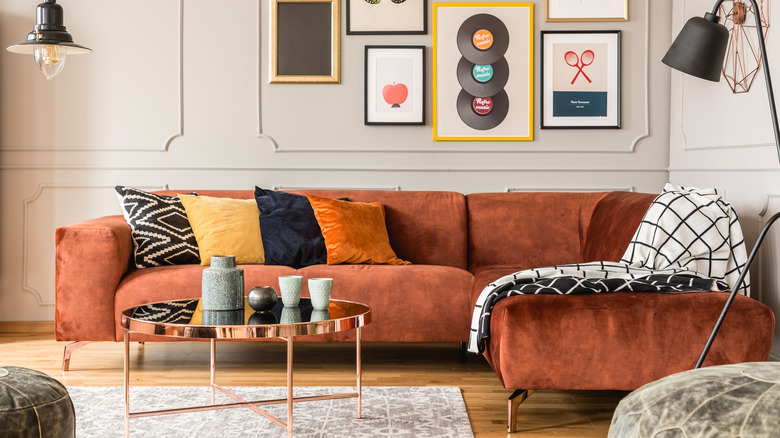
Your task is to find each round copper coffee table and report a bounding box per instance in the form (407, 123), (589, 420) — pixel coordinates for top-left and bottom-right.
(120, 298), (371, 437)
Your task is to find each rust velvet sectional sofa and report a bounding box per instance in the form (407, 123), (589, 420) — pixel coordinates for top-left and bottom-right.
(54, 189), (775, 430)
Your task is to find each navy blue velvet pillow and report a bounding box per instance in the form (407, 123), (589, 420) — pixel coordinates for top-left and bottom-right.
(254, 187), (328, 268)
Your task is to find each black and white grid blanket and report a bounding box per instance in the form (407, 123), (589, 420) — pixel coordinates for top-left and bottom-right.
(467, 184), (749, 354)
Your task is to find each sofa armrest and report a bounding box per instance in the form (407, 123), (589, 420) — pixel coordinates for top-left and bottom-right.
(55, 215), (133, 341)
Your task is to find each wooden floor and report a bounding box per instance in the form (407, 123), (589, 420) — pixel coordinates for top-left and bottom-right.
(0, 333), (626, 437)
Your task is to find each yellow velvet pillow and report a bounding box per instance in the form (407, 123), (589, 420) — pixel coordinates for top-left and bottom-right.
(307, 194), (410, 265)
(179, 194), (264, 266)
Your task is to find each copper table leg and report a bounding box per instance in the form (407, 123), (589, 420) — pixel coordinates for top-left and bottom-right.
(356, 326), (362, 418)
(287, 336), (294, 437)
(123, 330), (130, 438)
(122, 331), (362, 436)
(210, 339), (216, 405)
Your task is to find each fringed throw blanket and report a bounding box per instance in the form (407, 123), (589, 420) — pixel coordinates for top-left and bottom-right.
(467, 184), (749, 354)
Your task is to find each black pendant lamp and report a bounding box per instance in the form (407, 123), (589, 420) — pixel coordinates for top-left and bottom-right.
(6, 0), (91, 80)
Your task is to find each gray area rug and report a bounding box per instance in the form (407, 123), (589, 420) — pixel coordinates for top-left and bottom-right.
(68, 386), (474, 437)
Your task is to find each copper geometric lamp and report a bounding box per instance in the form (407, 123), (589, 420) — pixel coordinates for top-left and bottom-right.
(663, 0), (779, 369)
(720, 0), (770, 93)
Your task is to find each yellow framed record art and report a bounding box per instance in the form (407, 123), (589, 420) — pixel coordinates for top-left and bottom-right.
(432, 3), (534, 141)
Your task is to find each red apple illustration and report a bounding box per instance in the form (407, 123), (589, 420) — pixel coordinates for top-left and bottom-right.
(383, 82), (408, 108)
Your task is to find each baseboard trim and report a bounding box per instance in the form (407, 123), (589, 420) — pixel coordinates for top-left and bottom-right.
(0, 321), (54, 333)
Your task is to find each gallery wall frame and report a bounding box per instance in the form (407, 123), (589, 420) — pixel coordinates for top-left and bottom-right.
(347, 0), (427, 35)
(545, 0), (628, 22)
(364, 45), (426, 125)
(433, 2), (534, 141)
(540, 30), (621, 129)
(269, 0), (340, 83)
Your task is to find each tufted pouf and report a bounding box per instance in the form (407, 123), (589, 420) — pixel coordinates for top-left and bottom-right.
(609, 362), (780, 437)
(0, 366), (75, 438)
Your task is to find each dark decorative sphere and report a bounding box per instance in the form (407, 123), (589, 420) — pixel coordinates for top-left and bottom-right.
(248, 311), (278, 325)
(247, 286), (278, 311)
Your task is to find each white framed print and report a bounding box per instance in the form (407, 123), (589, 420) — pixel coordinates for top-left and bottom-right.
(545, 0), (628, 22)
(364, 45), (426, 125)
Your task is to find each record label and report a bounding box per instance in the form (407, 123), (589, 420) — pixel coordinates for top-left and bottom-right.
(457, 89), (509, 130)
(472, 64), (493, 83)
(457, 57), (509, 97)
(456, 14), (509, 65)
(472, 29), (494, 51)
(473, 97), (493, 115)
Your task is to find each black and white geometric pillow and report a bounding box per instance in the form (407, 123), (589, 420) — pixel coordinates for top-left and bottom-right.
(131, 299), (200, 324)
(115, 186), (200, 268)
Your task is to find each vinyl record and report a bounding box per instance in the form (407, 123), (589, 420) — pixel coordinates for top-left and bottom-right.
(457, 89), (509, 130)
(456, 13), (509, 65)
(456, 56), (509, 97)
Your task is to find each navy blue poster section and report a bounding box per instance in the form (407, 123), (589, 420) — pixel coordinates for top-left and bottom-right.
(552, 91), (607, 117)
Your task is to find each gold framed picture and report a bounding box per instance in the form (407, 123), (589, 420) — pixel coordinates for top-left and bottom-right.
(545, 0), (628, 22)
(270, 0), (340, 83)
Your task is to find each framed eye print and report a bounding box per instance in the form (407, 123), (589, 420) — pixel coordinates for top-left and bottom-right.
(541, 30), (621, 129)
(433, 2), (534, 141)
(365, 46), (426, 125)
(270, 0), (340, 83)
(347, 0), (427, 35)
(545, 0), (628, 22)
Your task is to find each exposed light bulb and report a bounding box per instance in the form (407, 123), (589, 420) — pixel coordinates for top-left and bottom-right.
(33, 45), (67, 80)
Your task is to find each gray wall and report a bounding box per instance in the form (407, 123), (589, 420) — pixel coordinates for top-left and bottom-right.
(0, 0), (671, 321)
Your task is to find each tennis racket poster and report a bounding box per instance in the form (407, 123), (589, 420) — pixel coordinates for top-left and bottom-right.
(541, 30), (621, 129)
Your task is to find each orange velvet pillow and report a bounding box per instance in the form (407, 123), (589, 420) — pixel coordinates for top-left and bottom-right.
(307, 195), (410, 265)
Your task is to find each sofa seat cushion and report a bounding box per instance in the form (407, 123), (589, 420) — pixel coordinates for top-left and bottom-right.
(484, 292), (774, 391)
(113, 264), (296, 340)
(298, 264), (473, 342)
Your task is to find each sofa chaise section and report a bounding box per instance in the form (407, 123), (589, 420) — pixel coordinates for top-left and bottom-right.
(465, 191), (775, 432)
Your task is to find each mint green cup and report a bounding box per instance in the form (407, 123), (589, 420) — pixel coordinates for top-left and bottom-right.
(278, 275), (303, 306)
(308, 278), (333, 309)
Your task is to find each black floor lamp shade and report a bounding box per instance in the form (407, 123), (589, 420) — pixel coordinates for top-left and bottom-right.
(662, 13), (729, 82)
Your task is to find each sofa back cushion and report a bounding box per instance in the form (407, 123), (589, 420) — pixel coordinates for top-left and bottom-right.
(466, 192), (606, 270)
(155, 190), (468, 269)
(582, 191), (657, 262)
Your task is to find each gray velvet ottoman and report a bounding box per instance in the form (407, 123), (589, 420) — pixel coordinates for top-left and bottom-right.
(609, 362), (780, 437)
(0, 366), (75, 438)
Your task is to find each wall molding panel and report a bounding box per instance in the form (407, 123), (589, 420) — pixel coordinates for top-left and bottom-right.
(0, 0), (183, 152)
(758, 194), (780, 359)
(676, 0), (778, 152)
(22, 184), (164, 307)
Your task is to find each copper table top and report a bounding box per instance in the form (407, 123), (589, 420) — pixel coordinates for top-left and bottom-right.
(121, 298), (371, 339)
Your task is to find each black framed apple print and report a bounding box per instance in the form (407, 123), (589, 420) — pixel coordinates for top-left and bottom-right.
(364, 45), (426, 125)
